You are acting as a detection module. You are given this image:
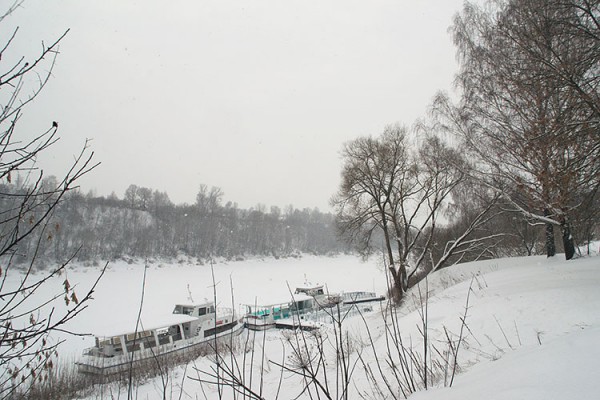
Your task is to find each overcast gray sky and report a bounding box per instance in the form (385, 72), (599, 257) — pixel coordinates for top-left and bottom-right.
(5, 0), (467, 211)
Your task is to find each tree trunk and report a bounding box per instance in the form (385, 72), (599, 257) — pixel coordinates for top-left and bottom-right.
(382, 225), (395, 273)
(544, 208), (556, 257)
(387, 264), (402, 303)
(561, 217), (576, 260)
(382, 219), (404, 303)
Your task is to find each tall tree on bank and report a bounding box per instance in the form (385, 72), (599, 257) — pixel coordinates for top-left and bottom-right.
(331, 126), (407, 299)
(332, 125), (501, 302)
(0, 4), (103, 397)
(446, 0), (599, 259)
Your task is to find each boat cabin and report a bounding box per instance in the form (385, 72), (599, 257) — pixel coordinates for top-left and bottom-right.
(295, 284), (341, 308)
(86, 301), (233, 358)
(88, 313), (198, 358)
(173, 302), (215, 318)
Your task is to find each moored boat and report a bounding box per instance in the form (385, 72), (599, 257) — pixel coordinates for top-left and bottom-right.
(76, 301), (244, 375)
(244, 286), (385, 331)
(244, 283), (341, 331)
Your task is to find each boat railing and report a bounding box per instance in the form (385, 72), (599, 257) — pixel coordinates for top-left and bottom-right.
(295, 302), (379, 324)
(216, 307), (235, 316)
(81, 340), (180, 366)
(341, 291), (375, 300)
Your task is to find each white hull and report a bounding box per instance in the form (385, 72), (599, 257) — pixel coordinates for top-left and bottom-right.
(244, 317), (276, 331)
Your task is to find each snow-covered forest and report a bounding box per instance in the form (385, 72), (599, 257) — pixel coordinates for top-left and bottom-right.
(2, 173), (595, 269)
(0, 181), (349, 263)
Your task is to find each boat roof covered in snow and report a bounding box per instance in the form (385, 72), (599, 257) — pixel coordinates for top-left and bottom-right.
(93, 313), (198, 338)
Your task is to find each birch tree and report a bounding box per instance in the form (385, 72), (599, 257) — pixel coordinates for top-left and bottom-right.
(448, 0), (599, 259)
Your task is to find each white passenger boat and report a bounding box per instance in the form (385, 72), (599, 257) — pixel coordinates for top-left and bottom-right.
(76, 301), (244, 375)
(243, 295), (310, 331)
(243, 283), (341, 331)
(244, 286), (385, 331)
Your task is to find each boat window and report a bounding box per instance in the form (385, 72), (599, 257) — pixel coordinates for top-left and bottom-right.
(175, 305), (194, 315)
(125, 331), (151, 341)
(210, 306), (215, 313)
(198, 307), (206, 316)
(156, 327), (169, 335)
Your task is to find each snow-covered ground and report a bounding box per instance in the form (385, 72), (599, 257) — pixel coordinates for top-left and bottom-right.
(5, 251), (600, 399)
(406, 254), (600, 400)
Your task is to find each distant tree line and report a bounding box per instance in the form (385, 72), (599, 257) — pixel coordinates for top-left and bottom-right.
(2, 180), (349, 265)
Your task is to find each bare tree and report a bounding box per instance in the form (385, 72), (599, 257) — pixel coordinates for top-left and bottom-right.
(446, 0), (600, 259)
(0, 4), (104, 397)
(195, 184), (224, 214)
(332, 125), (409, 300)
(332, 125), (501, 302)
(123, 184), (139, 209)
